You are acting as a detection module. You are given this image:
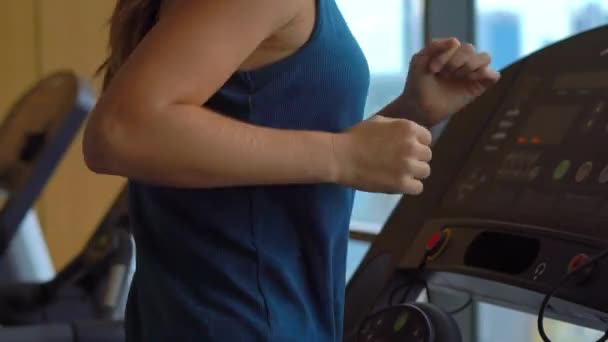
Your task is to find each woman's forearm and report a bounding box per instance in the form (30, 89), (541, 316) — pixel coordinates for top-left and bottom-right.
(83, 103), (339, 188)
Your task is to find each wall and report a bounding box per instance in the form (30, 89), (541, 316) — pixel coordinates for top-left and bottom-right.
(0, 0), (124, 269)
(0, 1), (38, 120)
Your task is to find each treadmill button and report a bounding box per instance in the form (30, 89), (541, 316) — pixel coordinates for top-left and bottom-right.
(581, 118), (596, 132)
(553, 160), (571, 180)
(498, 120), (514, 129)
(425, 229), (452, 260)
(425, 232), (444, 252)
(599, 165), (608, 184)
(594, 101), (605, 113)
(575, 161), (593, 183)
(568, 254), (589, 272)
(528, 166), (541, 180)
(568, 254), (593, 279)
(491, 132), (507, 140)
(506, 108), (520, 117)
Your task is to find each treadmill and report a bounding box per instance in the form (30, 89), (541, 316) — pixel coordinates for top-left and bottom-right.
(345, 26), (608, 341)
(0, 72), (131, 341)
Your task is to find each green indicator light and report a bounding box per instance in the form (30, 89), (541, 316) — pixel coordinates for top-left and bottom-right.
(553, 160), (571, 181)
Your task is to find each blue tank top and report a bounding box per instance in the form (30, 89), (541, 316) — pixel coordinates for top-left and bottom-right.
(125, 1), (370, 341)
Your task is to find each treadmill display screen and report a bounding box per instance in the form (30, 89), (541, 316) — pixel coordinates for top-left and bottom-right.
(519, 105), (581, 145)
(553, 71), (608, 89)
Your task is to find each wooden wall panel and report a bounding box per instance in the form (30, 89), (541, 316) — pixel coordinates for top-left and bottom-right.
(36, 0), (124, 269)
(0, 1), (38, 118)
(0, 1), (51, 253)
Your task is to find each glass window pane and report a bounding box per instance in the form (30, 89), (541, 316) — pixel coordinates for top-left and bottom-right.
(336, 0), (425, 234)
(476, 0), (608, 70)
(478, 302), (603, 341)
(336, 0), (424, 281)
(475, 1), (608, 339)
(346, 239), (371, 281)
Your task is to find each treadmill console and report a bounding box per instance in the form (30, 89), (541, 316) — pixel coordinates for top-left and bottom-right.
(441, 69), (608, 233)
(345, 26), (608, 340)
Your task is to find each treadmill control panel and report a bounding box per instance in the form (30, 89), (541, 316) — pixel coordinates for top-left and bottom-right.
(344, 27), (608, 340)
(441, 69), (608, 234)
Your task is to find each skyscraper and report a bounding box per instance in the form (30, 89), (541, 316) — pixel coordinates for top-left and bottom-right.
(477, 11), (522, 70)
(572, 3), (608, 34)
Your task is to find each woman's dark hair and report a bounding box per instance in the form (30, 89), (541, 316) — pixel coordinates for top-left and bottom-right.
(98, 0), (161, 91)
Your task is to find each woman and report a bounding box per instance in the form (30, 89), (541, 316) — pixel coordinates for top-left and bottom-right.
(84, 0), (500, 341)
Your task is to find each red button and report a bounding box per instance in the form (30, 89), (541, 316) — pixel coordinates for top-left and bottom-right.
(425, 232), (444, 252)
(425, 229), (452, 261)
(568, 254), (590, 273)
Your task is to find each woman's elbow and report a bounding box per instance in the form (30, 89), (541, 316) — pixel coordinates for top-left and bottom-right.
(83, 123), (116, 175)
(83, 134), (112, 175)
(82, 106), (131, 176)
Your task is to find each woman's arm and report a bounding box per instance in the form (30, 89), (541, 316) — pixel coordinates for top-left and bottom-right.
(85, 0), (338, 187)
(85, 102), (338, 187)
(84, 0), (432, 194)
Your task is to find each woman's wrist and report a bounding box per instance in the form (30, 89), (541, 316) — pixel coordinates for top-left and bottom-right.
(328, 131), (354, 186)
(379, 95), (431, 127)
(300, 131), (348, 185)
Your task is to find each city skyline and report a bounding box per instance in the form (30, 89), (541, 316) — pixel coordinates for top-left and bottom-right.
(572, 2), (608, 32)
(478, 0), (608, 55)
(337, 0), (608, 75)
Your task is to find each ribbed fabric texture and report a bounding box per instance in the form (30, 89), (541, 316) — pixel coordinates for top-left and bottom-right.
(124, 1), (370, 341)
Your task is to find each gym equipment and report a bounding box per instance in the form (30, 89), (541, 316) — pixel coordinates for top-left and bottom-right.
(0, 321), (124, 342)
(0, 188), (133, 325)
(0, 188), (133, 342)
(0, 71), (93, 284)
(357, 303), (461, 342)
(0, 72), (133, 341)
(345, 25), (608, 341)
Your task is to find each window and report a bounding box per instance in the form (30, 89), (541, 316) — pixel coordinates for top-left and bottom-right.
(335, 0), (425, 281)
(476, 0), (608, 70)
(477, 302), (604, 341)
(475, 1), (608, 339)
(336, 0), (424, 229)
